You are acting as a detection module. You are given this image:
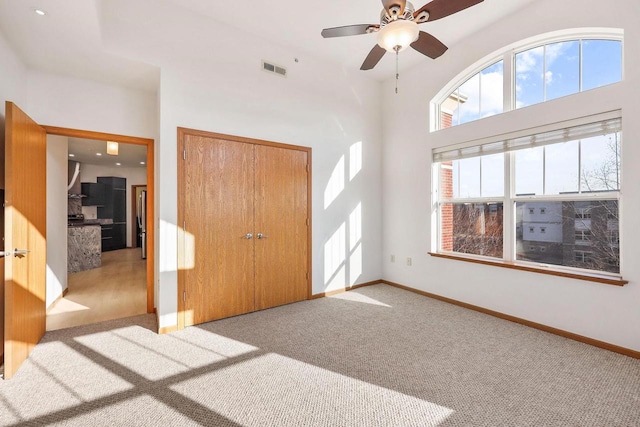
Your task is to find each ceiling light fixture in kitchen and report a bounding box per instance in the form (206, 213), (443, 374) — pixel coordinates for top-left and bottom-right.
(96, 153), (102, 156)
(116, 163), (121, 166)
(69, 153), (75, 157)
(107, 141), (119, 155)
(34, 9), (46, 16)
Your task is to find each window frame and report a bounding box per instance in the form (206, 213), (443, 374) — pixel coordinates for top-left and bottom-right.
(432, 29), (623, 132)
(432, 112), (624, 284)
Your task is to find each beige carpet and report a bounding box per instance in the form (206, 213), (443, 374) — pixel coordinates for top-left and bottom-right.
(1, 284), (638, 426)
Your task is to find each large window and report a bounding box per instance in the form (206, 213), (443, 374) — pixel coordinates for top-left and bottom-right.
(433, 115), (622, 276)
(436, 32), (622, 129)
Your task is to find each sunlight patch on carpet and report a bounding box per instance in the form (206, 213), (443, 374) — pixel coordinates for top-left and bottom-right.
(330, 290), (392, 307)
(170, 353), (454, 426)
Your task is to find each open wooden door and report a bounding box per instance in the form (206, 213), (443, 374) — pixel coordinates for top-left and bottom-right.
(4, 102), (47, 379)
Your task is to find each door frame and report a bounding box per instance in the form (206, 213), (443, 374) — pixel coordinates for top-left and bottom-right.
(131, 185), (147, 248)
(44, 126), (155, 314)
(176, 128), (312, 330)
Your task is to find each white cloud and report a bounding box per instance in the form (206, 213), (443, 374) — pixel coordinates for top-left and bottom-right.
(516, 47), (542, 74)
(457, 70), (504, 122)
(480, 71), (504, 114)
(545, 70), (554, 85)
(545, 41), (574, 66)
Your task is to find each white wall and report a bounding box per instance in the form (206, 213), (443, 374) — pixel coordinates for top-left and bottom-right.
(0, 29), (28, 188)
(46, 135), (69, 307)
(26, 70), (157, 139)
(0, 29), (26, 106)
(382, 0), (640, 351)
(80, 164), (147, 247)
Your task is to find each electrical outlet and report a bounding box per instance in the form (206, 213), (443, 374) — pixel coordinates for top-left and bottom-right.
(390, 254), (395, 263)
(406, 257), (412, 266)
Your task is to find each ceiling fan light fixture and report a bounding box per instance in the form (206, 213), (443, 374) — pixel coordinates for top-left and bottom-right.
(377, 20), (419, 53)
(107, 141), (119, 156)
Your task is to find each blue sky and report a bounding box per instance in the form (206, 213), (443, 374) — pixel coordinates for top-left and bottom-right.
(515, 39), (622, 108)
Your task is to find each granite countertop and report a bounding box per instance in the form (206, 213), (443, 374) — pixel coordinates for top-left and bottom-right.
(68, 219), (114, 227)
(89, 219), (114, 225)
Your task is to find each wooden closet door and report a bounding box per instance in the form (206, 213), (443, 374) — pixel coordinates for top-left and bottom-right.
(183, 135), (255, 325)
(254, 145), (309, 310)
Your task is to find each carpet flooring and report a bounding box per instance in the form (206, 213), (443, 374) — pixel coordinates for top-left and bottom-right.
(0, 284), (638, 426)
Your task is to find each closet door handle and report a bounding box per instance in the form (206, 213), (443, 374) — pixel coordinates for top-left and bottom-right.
(257, 233), (268, 239)
(243, 233), (253, 239)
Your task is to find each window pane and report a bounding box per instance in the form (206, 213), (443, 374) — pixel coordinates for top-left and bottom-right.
(583, 40), (622, 91)
(442, 202), (503, 258)
(453, 157), (480, 198)
(459, 74), (480, 124)
(516, 200), (619, 273)
(545, 141), (579, 195)
(545, 41), (580, 101)
(440, 90), (459, 129)
(515, 46), (544, 108)
(581, 132), (621, 192)
(439, 161), (454, 200)
(480, 61), (504, 118)
(515, 146), (543, 196)
(481, 153), (504, 197)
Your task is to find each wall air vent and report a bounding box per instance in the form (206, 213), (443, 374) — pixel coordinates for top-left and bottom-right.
(262, 60), (287, 77)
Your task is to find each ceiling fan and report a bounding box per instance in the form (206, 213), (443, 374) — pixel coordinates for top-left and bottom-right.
(321, 0), (484, 71)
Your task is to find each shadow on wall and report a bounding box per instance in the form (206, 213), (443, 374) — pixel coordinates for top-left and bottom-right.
(323, 141), (363, 291)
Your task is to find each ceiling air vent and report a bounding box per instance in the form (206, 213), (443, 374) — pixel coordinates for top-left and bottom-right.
(262, 60), (287, 77)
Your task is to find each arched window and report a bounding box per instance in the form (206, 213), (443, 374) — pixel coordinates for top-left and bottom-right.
(435, 30), (623, 130)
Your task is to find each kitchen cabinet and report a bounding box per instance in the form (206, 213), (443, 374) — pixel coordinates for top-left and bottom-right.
(81, 182), (106, 206)
(100, 224), (114, 252)
(97, 177), (127, 251)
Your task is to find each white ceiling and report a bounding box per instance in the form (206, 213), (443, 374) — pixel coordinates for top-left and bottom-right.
(0, 0), (536, 90)
(68, 138), (147, 168)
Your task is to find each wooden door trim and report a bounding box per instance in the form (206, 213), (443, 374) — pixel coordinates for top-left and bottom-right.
(42, 126), (155, 315)
(177, 127), (313, 330)
(130, 185), (147, 248)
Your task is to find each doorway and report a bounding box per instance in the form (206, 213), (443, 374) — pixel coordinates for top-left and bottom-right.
(131, 184), (148, 251)
(44, 127), (155, 322)
(46, 136), (151, 330)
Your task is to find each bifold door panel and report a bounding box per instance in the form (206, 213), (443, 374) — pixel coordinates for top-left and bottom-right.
(254, 145), (308, 310)
(183, 136), (255, 325)
(179, 130), (310, 327)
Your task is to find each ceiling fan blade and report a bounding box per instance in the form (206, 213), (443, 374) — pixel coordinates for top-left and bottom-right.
(410, 31), (448, 59)
(381, 0), (407, 16)
(360, 45), (386, 70)
(321, 24), (379, 38)
(414, 0), (483, 22)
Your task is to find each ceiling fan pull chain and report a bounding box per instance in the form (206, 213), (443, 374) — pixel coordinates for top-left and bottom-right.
(395, 46), (400, 94)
